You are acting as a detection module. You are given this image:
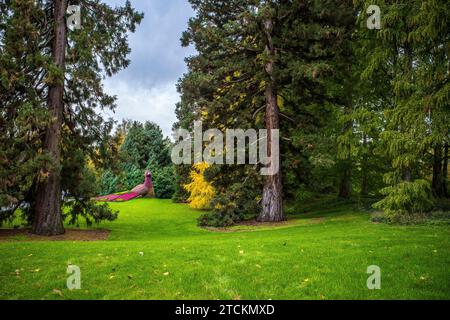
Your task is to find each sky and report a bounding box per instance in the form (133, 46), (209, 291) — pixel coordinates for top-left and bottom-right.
(102, 0), (195, 137)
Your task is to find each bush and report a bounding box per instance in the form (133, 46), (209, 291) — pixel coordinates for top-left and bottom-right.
(100, 170), (120, 195)
(152, 166), (176, 199)
(373, 179), (434, 221)
(122, 164), (143, 190)
(198, 183), (260, 227)
(184, 163), (215, 210)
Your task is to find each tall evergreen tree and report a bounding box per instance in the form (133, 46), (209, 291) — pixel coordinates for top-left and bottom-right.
(178, 0), (355, 224)
(0, 0), (143, 234)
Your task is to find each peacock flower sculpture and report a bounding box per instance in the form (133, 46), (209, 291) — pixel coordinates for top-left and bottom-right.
(96, 170), (155, 202)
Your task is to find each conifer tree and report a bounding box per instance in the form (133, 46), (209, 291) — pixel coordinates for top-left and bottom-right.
(178, 0), (355, 224)
(0, 0), (143, 234)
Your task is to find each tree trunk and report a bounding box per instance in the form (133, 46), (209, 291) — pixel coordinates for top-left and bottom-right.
(401, 43), (413, 184)
(258, 16), (284, 222)
(338, 159), (352, 199)
(337, 59), (353, 199)
(432, 144), (444, 198)
(360, 134), (369, 196)
(32, 0), (67, 236)
(338, 117), (352, 199)
(402, 167), (412, 182)
(338, 111), (352, 199)
(432, 144), (444, 197)
(443, 143), (449, 197)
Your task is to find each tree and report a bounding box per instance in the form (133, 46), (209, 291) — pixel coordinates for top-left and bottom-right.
(178, 0), (355, 225)
(356, 0), (450, 216)
(32, 0), (67, 235)
(98, 120), (176, 199)
(0, 0), (52, 224)
(120, 121), (172, 169)
(0, 0), (143, 234)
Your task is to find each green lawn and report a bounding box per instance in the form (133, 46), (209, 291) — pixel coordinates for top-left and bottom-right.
(0, 199), (449, 299)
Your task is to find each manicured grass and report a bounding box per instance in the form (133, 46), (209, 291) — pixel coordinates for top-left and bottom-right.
(0, 199), (449, 299)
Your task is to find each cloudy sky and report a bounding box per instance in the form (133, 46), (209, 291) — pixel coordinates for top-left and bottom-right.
(103, 0), (195, 137)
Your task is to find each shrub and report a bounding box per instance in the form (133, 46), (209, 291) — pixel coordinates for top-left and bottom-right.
(198, 182), (261, 227)
(152, 166), (176, 199)
(100, 170), (120, 195)
(373, 179), (434, 221)
(184, 162), (215, 210)
(122, 164), (143, 190)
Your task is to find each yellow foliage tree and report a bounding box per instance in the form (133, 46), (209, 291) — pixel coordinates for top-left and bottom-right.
(183, 162), (215, 210)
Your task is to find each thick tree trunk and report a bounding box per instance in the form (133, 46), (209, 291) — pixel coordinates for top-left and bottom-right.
(258, 17), (284, 222)
(432, 144), (445, 198)
(32, 0), (67, 236)
(259, 81), (283, 222)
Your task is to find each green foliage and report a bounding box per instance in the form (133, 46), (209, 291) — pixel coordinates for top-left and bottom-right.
(100, 170), (120, 196)
(373, 180), (435, 220)
(64, 201), (119, 227)
(198, 182), (261, 227)
(97, 120), (176, 199)
(121, 164), (144, 191)
(120, 121), (172, 169)
(176, 0), (356, 223)
(0, 0), (143, 226)
(152, 166), (176, 199)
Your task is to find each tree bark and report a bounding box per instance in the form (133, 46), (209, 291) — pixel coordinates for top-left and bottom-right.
(32, 0), (67, 235)
(258, 16), (284, 222)
(401, 43), (413, 184)
(360, 134), (369, 196)
(337, 58), (353, 199)
(402, 167), (412, 182)
(432, 144), (444, 198)
(338, 158), (352, 199)
(443, 143), (449, 197)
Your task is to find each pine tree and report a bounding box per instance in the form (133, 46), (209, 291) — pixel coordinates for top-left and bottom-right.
(178, 0), (355, 224)
(357, 0), (450, 215)
(0, 0), (143, 234)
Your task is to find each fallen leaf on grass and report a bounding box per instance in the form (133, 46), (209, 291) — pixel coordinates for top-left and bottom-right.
(53, 289), (63, 297)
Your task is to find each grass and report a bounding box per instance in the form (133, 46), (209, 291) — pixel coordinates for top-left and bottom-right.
(0, 198), (449, 300)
